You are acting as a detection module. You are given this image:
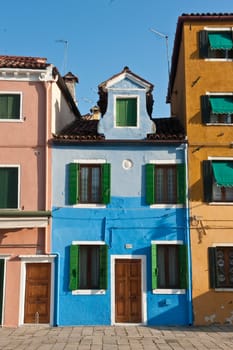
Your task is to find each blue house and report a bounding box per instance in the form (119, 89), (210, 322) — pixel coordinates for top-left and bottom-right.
(52, 67), (192, 326)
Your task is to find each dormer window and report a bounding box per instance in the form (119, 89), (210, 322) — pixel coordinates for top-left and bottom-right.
(115, 97), (137, 127)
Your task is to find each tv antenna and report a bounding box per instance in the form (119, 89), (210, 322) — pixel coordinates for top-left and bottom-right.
(150, 28), (170, 81)
(56, 39), (68, 74)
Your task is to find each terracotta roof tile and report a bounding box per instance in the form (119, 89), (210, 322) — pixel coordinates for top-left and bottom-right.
(53, 116), (185, 143)
(54, 118), (105, 141)
(0, 55), (49, 69)
(148, 117), (185, 141)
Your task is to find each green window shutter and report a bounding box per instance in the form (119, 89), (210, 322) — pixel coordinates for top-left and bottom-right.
(126, 98), (137, 126)
(177, 163), (186, 204)
(0, 259), (4, 324)
(146, 164), (155, 205)
(116, 98), (137, 126)
(151, 244), (158, 289)
(201, 95), (210, 124)
(203, 160), (213, 202)
(179, 245), (188, 289)
(101, 163), (111, 204)
(199, 30), (209, 58)
(69, 245), (79, 290)
(208, 247), (217, 288)
(0, 168), (18, 209)
(99, 245), (108, 289)
(69, 163), (79, 205)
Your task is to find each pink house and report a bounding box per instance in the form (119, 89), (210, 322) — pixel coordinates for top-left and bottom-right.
(0, 55), (80, 327)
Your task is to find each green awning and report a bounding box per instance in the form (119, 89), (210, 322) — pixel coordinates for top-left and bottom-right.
(208, 32), (233, 50)
(209, 96), (233, 114)
(212, 162), (233, 187)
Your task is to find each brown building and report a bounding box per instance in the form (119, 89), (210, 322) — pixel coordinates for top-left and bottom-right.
(169, 13), (233, 325)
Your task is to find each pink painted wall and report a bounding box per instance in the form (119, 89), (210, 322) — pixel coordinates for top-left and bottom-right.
(0, 81), (48, 211)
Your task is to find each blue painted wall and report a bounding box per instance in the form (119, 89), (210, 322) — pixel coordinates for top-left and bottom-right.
(52, 144), (191, 326)
(51, 70), (191, 326)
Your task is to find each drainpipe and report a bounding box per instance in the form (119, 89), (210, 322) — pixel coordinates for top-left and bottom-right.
(53, 252), (60, 326)
(185, 141), (193, 325)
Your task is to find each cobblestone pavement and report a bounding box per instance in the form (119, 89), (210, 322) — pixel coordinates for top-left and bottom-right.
(0, 325), (233, 350)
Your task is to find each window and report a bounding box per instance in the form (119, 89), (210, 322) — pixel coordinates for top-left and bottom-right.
(199, 30), (233, 59)
(201, 95), (233, 124)
(69, 244), (108, 290)
(0, 167), (19, 209)
(151, 244), (187, 290)
(209, 247), (233, 289)
(203, 160), (233, 203)
(116, 97), (137, 127)
(0, 93), (21, 120)
(146, 163), (185, 205)
(69, 163), (111, 205)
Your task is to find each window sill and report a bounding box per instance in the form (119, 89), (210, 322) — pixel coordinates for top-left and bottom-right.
(152, 289), (186, 295)
(215, 288), (233, 292)
(150, 204), (184, 209)
(205, 123), (233, 126)
(72, 289), (106, 295)
(0, 118), (23, 122)
(71, 204), (106, 208)
(204, 58), (233, 62)
(208, 202), (233, 206)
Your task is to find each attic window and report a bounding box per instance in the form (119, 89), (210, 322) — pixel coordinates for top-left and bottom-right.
(115, 97), (137, 127)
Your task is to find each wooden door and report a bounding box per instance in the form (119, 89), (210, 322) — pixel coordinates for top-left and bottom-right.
(0, 259), (4, 325)
(24, 263), (51, 324)
(115, 259), (142, 323)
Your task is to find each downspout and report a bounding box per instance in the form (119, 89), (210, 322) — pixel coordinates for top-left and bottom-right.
(185, 141), (193, 325)
(45, 80), (52, 255)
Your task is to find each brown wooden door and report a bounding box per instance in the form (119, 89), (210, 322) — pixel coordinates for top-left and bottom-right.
(24, 263), (51, 324)
(115, 259), (142, 323)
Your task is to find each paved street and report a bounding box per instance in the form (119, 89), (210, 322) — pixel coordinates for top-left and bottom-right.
(0, 325), (233, 350)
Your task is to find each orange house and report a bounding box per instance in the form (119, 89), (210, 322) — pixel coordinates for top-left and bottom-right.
(169, 13), (233, 325)
(0, 56), (79, 327)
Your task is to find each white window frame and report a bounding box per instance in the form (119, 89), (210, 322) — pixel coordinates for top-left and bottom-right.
(205, 92), (233, 125)
(0, 91), (23, 122)
(151, 240), (186, 295)
(114, 95), (139, 128)
(149, 159), (184, 208)
(203, 27), (233, 62)
(71, 241), (106, 295)
(0, 165), (20, 210)
(207, 157), (233, 205)
(71, 159), (107, 208)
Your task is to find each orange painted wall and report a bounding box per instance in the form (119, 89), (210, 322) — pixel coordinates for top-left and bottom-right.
(171, 18), (233, 324)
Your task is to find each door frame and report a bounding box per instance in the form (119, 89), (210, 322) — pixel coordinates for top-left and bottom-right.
(0, 255), (10, 326)
(19, 255), (56, 326)
(111, 255), (147, 325)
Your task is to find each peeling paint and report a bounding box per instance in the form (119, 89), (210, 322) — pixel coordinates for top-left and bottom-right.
(204, 314), (216, 323)
(225, 311), (233, 324)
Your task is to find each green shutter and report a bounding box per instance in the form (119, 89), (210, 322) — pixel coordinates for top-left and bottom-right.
(208, 247), (217, 288)
(177, 163), (186, 204)
(203, 161), (213, 202)
(69, 245), (79, 290)
(151, 244), (158, 289)
(0, 94), (20, 119)
(146, 164), (155, 205)
(101, 163), (111, 204)
(99, 245), (108, 289)
(199, 30), (209, 58)
(179, 245), (188, 289)
(116, 98), (137, 126)
(69, 163), (79, 205)
(0, 259), (4, 324)
(201, 95), (210, 124)
(0, 168), (18, 209)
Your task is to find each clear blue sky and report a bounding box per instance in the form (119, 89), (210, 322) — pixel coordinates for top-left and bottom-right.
(1, 0), (232, 117)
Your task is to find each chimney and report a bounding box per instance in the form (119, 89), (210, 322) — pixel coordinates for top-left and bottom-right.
(63, 72), (79, 103)
(90, 105), (101, 120)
